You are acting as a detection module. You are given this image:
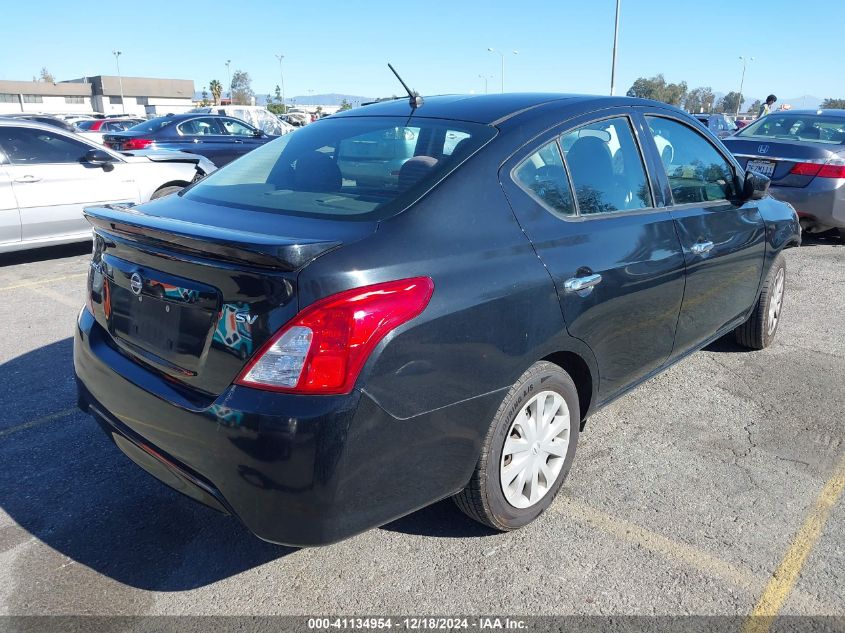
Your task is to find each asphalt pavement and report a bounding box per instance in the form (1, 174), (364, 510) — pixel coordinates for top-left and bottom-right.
(0, 236), (842, 619)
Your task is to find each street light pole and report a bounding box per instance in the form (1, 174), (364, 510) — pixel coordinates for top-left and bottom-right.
(275, 53), (286, 112)
(225, 60), (232, 104)
(737, 56), (754, 117)
(487, 48), (518, 93)
(112, 50), (125, 114)
(610, 0), (621, 95)
(478, 74), (492, 94)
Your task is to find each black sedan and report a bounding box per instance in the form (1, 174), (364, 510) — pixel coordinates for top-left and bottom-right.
(75, 93), (799, 546)
(102, 113), (275, 167)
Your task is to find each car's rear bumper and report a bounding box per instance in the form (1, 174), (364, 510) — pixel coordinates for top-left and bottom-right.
(770, 179), (845, 230)
(74, 307), (497, 546)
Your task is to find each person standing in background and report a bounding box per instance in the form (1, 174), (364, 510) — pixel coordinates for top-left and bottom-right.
(758, 94), (777, 118)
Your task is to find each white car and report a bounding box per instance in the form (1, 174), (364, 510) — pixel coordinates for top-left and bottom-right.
(0, 120), (216, 254)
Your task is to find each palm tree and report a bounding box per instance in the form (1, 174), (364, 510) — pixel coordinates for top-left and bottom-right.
(209, 79), (222, 106)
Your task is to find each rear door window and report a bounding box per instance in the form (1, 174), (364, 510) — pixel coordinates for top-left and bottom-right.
(513, 140), (575, 218)
(559, 117), (652, 215)
(176, 117), (223, 136)
(645, 116), (736, 203)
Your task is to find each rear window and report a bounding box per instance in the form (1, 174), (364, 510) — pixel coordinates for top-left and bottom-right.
(128, 117), (175, 134)
(737, 113), (845, 144)
(183, 116), (496, 220)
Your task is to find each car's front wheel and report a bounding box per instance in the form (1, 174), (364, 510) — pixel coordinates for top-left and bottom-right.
(734, 253), (786, 350)
(453, 361), (580, 531)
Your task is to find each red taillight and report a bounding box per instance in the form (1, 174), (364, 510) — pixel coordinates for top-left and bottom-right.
(790, 159), (845, 179)
(235, 277), (435, 395)
(818, 163), (845, 179)
(789, 162), (822, 177)
(120, 138), (154, 150)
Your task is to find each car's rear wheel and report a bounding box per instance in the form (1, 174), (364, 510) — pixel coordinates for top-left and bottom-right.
(734, 253), (786, 350)
(151, 185), (185, 200)
(453, 361), (580, 531)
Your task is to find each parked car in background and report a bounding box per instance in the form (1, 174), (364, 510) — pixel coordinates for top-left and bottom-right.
(74, 94), (799, 547)
(722, 109), (845, 236)
(102, 113), (275, 167)
(190, 105), (294, 136)
(284, 109), (310, 127)
(58, 114), (98, 125)
(75, 118), (145, 144)
(694, 113), (738, 138)
(0, 113), (78, 133)
(0, 119), (216, 253)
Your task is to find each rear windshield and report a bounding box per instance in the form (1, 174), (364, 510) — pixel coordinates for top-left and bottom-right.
(736, 113), (845, 144)
(183, 116), (496, 220)
(128, 117), (175, 134)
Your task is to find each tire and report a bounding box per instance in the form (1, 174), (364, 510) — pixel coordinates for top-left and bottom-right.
(150, 185), (184, 200)
(453, 361), (580, 531)
(734, 253), (786, 350)
(838, 229), (845, 242)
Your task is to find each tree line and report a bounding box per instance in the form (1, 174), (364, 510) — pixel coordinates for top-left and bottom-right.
(626, 74), (844, 115)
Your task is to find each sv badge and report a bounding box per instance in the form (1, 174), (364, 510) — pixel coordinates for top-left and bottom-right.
(234, 312), (258, 325)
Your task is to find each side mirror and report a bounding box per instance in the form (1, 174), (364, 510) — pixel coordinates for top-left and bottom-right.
(84, 148), (114, 171)
(742, 169), (771, 200)
(253, 129), (265, 138)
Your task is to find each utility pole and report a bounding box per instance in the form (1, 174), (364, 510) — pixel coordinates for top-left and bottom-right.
(275, 53), (286, 112)
(112, 50), (125, 114)
(610, 0), (621, 95)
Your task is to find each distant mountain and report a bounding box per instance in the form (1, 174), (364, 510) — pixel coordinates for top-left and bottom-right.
(781, 95), (822, 110)
(192, 92), (374, 107)
(285, 93), (374, 106)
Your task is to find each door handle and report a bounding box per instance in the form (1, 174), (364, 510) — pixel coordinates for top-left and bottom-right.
(564, 273), (603, 293)
(233, 139), (244, 144)
(690, 241), (715, 255)
(13, 175), (42, 183)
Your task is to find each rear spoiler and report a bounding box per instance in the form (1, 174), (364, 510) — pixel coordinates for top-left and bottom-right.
(84, 205), (340, 271)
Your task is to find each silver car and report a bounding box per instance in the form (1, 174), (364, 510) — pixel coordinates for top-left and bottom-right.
(722, 109), (845, 236)
(0, 120), (216, 254)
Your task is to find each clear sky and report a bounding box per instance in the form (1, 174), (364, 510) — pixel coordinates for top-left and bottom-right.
(4, 0), (843, 103)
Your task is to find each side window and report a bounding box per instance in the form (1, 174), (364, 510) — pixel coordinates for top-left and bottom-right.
(560, 117), (652, 215)
(443, 130), (471, 156)
(645, 116), (736, 203)
(219, 118), (255, 136)
(513, 140), (575, 218)
(177, 117), (221, 136)
(0, 127), (91, 164)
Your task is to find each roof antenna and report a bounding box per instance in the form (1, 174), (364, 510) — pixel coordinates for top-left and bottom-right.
(388, 63), (423, 109)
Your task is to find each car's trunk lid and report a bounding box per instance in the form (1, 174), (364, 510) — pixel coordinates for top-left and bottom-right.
(723, 137), (841, 187)
(85, 196), (376, 397)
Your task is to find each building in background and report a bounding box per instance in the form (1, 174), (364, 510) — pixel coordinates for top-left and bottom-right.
(0, 75), (195, 116)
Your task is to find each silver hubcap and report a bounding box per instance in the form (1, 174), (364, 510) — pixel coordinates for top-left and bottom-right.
(500, 390), (570, 509)
(768, 267), (785, 336)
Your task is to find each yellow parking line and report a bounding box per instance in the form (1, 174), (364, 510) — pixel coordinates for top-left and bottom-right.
(559, 498), (833, 613)
(31, 284), (85, 309)
(0, 273), (87, 292)
(743, 452), (845, 633)
(0, 408), (78, 438)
